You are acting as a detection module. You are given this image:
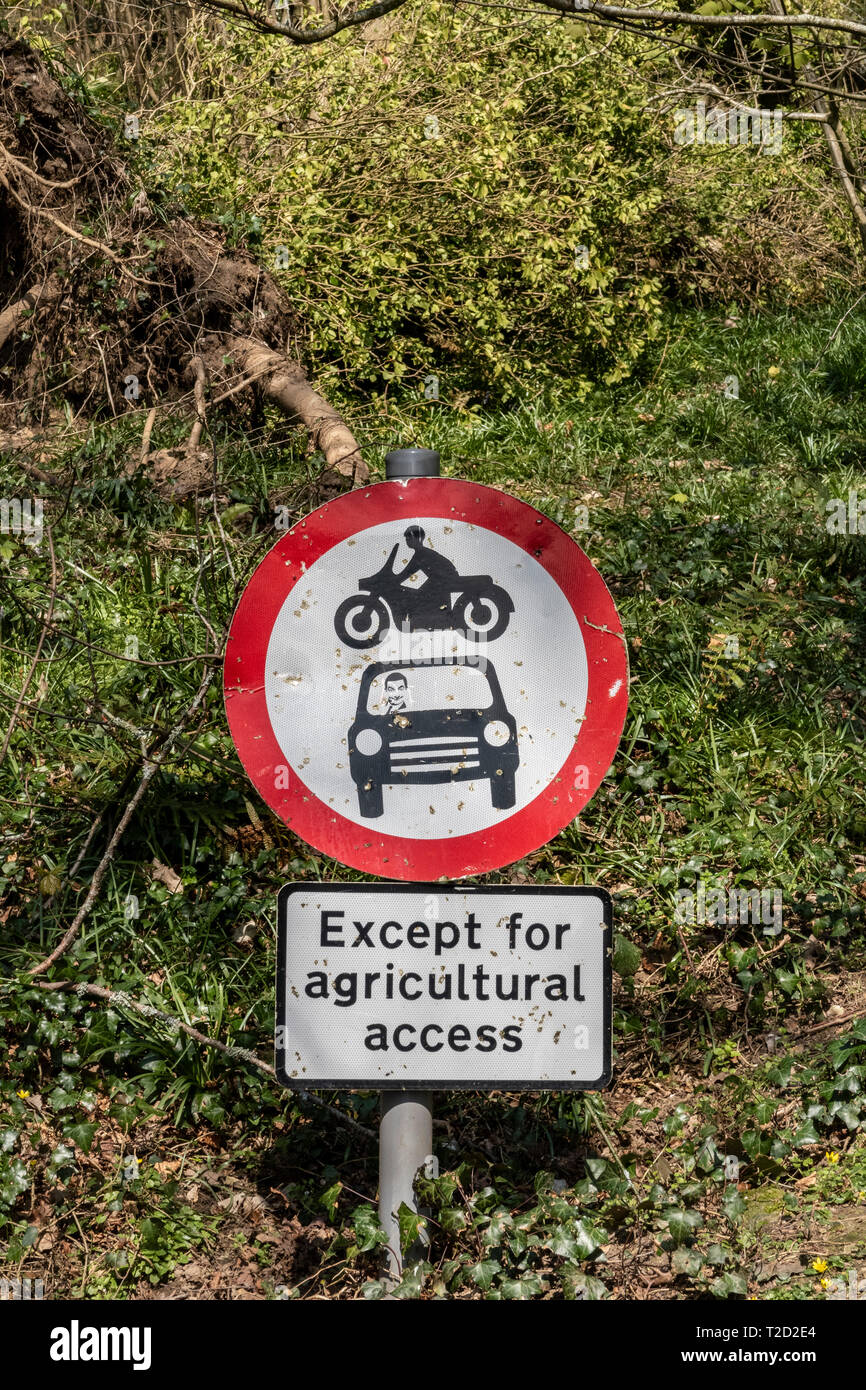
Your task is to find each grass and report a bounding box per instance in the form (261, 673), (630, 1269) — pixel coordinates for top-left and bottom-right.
(1, 296), (866, 1298)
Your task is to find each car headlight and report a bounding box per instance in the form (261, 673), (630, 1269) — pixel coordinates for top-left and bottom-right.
(483, 720), (510, 747)
(354, 727), (383, 756)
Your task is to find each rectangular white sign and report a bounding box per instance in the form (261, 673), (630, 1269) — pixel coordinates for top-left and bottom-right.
(276, 884), (611, 1090)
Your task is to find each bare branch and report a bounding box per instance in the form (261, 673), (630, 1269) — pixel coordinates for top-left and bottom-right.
(0, 278), (62, 353)
(550, 4), (866, 40)
(29, 663), (217, 977)
(189, 0), (409, 44)
(37, 980), (375, 1139)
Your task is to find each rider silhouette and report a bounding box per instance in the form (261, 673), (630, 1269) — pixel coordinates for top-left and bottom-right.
(399, 526), (460, 594)
(333, 525), (514, 646)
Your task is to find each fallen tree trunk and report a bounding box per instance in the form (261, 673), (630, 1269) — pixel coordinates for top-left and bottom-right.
(0, 36), (367, 485)
(222, 336), (364, 482)
(0, 278), (62, 354)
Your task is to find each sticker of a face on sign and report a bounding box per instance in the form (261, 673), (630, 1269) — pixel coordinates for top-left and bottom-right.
(383, 671), (411, 713)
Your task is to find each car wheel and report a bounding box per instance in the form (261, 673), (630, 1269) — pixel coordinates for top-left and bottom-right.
(490, 772), (516, 810)
(358, 783), (384, 818)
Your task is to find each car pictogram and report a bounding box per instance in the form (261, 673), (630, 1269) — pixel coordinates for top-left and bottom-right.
(348, 657), (519, 819)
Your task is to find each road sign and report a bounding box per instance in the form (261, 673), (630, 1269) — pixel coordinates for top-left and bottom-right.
(224, 478), (627, 880)
(276, 884), (611, 1090)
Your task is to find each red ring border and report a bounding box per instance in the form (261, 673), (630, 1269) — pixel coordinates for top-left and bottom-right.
(223, 478), (628, 881)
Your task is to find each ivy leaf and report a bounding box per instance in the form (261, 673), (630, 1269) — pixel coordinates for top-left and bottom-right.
(392, 1261), (431, 1299)
(706, 1243), (733, 1266)
(65, 1122), (97, 1154)
(353, 1205), (388, 1253)
(546, 1226), (579, 1259)
(663, 1104), (689, 1136)
(499, 1273), (545, 1299)
(711, 1270), (748, 1298)
(793, 1117), (821, 1147)
(0, 1157), (29, 1206)
(438, 1207), (467, 1234)
(741, 1129), (764, 1158)
(481, 1209), (513, 1247)
(320, 1180), (341, 1219)
(573, 1219), (606, 1258)
(585, 1157), (613, 1184)
(666, 1208), (703, 1244)
(672, 1247), (703, 1277)
(562, 1266), (607, 1300)
(48, 1143), (75, 1170)
(397, 1201), (427, 1254)
(832, 1102), (861, 1130)
(613, 933), (642, 977)
(139, 1217), (163, 1249)
(695, 1136), (720, 1172)
(722, 1188), (747, 1222)
(468, 1258), (500, 1290)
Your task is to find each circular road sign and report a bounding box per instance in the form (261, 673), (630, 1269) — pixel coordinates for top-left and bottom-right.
(224, 478), (627, 881)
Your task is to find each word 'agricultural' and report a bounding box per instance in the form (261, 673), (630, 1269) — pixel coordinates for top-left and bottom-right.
(307, 908), (589, 1053)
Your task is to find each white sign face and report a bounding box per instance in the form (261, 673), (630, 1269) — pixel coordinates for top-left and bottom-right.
(276, 885), (611, 1090)
(263, 519), (588, 840)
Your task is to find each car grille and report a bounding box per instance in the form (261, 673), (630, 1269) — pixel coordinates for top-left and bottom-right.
(388, 734), (480, 775)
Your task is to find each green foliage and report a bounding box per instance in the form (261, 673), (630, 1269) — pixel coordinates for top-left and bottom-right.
(3, 300), (866, 1297)
(613, 933), (642, 977)
(145, 6), (843, 403)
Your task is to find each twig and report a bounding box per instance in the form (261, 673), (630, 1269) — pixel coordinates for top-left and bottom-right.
(0, 166), (155, 287)
(0, 527), (57, 766)
(35, 980), (375, 1141)
(140, 405), (157, 465)
(674, 922), (695, 972)
(583, 1095), (631, 1182)
(43, 808), (109, 916)
(185, 356), (207, 456)
(29, 664), (216, 976)
(94, 336), (117, 416)
(0, 278), (61, 353)
(811, 293), (866, 366)
(69, 1209), (91, 1296)
(0, 142), (88, 190)
(801, 1010), (864, 1035)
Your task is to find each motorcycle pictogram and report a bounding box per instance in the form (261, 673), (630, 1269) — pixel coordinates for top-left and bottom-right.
(333, 526), (514, 650)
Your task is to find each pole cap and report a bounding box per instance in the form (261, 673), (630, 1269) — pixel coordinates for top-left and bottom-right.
(385, 448), (441, 479)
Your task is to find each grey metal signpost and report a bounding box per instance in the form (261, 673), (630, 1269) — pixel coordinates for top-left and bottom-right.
(378, 447), (440, 1283)
(379, 1091), (433, 1280)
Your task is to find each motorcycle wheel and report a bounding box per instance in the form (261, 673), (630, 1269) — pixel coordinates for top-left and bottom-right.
(334, 596), (390, 649)
(458, 586), (512, 641)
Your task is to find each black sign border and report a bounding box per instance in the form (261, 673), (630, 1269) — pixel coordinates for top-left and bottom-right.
(276, 882), (612, 1092)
